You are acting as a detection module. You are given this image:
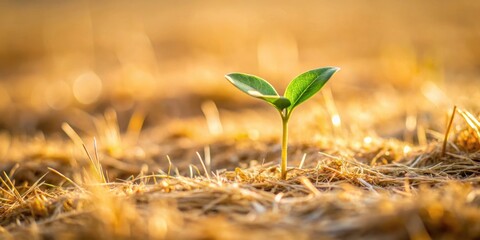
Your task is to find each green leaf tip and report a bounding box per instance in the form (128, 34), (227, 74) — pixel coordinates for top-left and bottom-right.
(225, 72), (291, 110)
(284, 67), (340, 111)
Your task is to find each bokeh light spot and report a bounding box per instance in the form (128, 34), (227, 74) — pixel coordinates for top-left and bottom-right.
(73, 71), (103, 105)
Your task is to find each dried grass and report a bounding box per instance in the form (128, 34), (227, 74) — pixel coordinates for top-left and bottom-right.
(1, 107), (479, 240)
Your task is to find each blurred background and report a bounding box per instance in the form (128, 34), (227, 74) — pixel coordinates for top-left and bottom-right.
(0, 0), (479, 138)
(1, 2), (480, 238)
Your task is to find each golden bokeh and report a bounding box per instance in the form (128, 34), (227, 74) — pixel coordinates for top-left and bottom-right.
(0, 1), (480, 239)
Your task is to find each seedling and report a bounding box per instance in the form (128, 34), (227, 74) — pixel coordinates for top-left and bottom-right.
(226, 67), (340, 179)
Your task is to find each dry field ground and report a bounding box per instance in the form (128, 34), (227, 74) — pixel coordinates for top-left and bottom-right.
(0, 1), (480, 239)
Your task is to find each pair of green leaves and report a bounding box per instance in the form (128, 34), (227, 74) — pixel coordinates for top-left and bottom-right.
(225, 67), (340, 114)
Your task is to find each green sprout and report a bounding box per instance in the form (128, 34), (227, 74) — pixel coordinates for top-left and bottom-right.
(225, 67), (340, 179)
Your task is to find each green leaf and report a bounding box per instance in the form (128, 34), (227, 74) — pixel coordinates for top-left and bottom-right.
(226, 73), (291, 110)
(284, 67), (340, 111)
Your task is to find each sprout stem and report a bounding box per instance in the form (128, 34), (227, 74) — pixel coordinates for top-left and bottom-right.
(281, 113), (289, 180)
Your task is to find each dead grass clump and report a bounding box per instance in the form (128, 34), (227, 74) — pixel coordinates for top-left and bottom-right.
(454, 109), (480, 153)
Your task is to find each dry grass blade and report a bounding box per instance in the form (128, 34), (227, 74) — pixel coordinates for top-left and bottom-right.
(442, 106), (457, 157)
(196, 152), (211, 180)
(47, 167), (84, 192)
(61, 123), (85, 147)
(82, 140), (106, 184)
(298, 176), (321, 197)
(0, 172), (22, 204)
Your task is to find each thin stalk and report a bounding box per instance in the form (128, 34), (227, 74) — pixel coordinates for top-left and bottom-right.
(442, 105), (457, 157)
(281, 112), (289, 180)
